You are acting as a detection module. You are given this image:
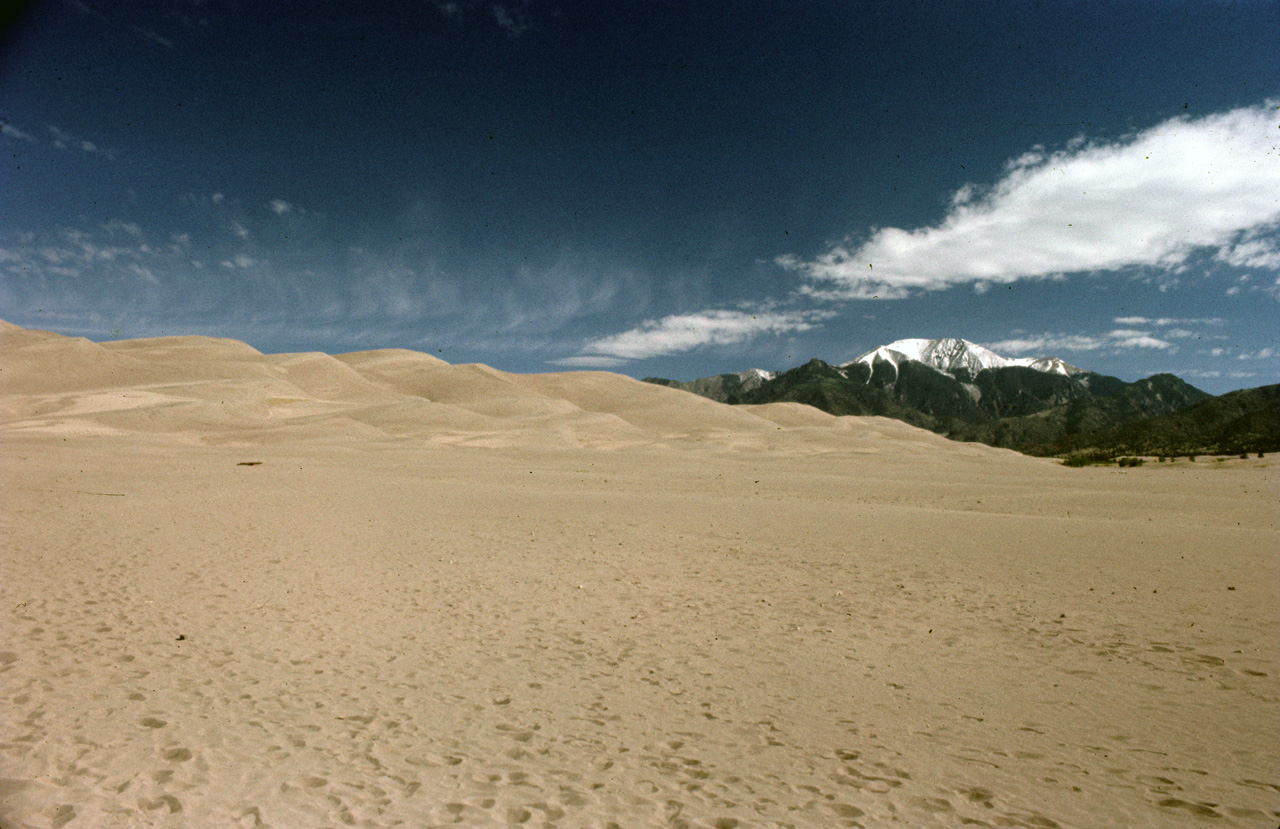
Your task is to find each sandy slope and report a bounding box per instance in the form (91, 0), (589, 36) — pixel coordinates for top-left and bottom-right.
(2, 324), (1277, 828)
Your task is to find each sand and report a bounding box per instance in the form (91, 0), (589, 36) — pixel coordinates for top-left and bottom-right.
(2, 322), (1277, 828)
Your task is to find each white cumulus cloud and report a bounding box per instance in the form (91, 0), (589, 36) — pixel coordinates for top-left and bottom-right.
(580, 309), (831, 362)
(780, 102), (1280, 299)
(1217, 234), (1280, 270)
(1107, 330), (1174, 350)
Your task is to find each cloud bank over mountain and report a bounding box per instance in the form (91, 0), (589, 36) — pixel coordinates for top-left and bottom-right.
(571, 104), (1279, 371)
(777, 103), (1280, 300)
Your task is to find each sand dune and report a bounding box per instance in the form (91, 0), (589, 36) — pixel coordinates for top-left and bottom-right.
(0, 325), (920, 451)
(2, 323), (1277, 828)
(740, 401), (842, 427)
(263, 352), (398, 402)
(518, 372), (787, 445)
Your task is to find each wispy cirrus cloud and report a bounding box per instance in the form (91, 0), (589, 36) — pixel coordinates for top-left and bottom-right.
(48, 124), (115, 157)
(130, 25), (174, 48)
(547, 355), (632, 368)
(0, 224), (179, 332)
(1109, 315), (1228, 343)
(62, 0), (202, 47)
(984, 329), (1176, 356)
(575, 308), (833, 364)
(1, 205), (638, 357)
(220, 253), (256, 269)
(1, 121), (37, 143)
(0, 223), (177, 282)
(1181, 368), (1260, 380)
(492, 2), (532, 38)
(3, 120), (115, 156)
(429, 1), (534, 38)
(780, 102), (1280, 300)
(1113, 315), (1224, 327)
(163, 0), (216, 32)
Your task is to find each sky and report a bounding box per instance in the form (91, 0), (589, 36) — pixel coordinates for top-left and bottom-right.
(1, 0), (1277, 394)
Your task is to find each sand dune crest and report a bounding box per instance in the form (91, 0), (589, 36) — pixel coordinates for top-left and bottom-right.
(2, 323), (1003, 453)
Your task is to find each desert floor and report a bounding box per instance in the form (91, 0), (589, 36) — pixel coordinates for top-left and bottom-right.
(2, 324), (1278, 828)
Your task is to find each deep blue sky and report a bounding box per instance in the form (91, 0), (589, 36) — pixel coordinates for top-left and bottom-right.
(2, 0), (1277, 393)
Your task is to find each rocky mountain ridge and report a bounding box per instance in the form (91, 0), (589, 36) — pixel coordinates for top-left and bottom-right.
(645, 338), (1213, 451)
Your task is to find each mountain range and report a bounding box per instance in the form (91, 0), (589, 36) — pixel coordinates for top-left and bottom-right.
(1038, 383), (1280, 457)
(645, 338), (1254, 454)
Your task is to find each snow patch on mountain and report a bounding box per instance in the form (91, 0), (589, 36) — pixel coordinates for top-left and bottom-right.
(733, 368), (775, 392)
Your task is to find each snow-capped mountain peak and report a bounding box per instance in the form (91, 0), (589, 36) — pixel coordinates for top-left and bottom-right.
(1015, 356), (1083, 376)
(843, 338), (1081, 378)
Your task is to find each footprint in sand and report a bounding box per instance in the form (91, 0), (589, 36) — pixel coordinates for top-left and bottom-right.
(1158, 798), (1223, 818)
(139, 795), (183, 813)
